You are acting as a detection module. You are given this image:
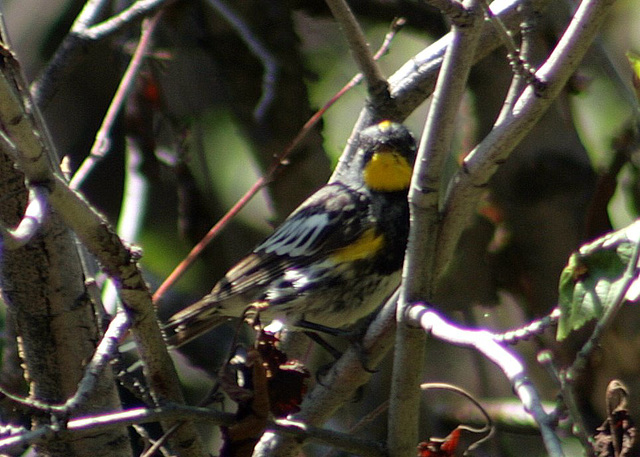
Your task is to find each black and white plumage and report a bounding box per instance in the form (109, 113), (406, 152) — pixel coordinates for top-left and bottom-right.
(163, 121), (416, 348)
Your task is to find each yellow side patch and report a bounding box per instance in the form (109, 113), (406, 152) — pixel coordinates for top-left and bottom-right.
(331, 228), (384, 263)
(363, 149), (412, 192)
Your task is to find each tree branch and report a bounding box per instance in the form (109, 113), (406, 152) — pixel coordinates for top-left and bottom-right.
(0, 185), (48, 249)
(0, 15), (132, 457)
(0, 26), (204, 457)
(389, 0), (484, 454)
(0, 311), (130, 414)
(330, 0), (551, 182)
(205, 0), (278, 121)
(0, 404), (387, 457)
(435, 0), (617, 278)
(30, 0), (173, 108)
(70, 11), (162, 190)
(407, 304), (564, 457)
(324, 0), (390, 106)
(252, 293), (399, 456)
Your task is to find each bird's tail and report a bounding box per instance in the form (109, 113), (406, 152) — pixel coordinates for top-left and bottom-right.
(162, 297), (229, 348)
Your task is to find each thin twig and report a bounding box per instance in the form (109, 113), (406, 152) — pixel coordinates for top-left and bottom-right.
(63, 311), (131, 412)
(494, 308), (561, 345)
(153, 175), (268, 302)
(493, 0), (540, 128)
(407, 304), (565, 457)
(560, 377), (595, 456)
(141, 423), (178, 457)
(420, 382), (494, 452)
(30, 0), (172, 108)
(324, 18), (406, 115)
(0, 21), (204, 455)
(152, 18), (405, 302)
(70, 11), (163, 190)
(84, 0), (173, 40)
(324, 0), (390, 106)
(435, 0), (617, 279)
(480, 0), (539, 91)
(0, 404), (387, 457)
(205, 0), (278, 121)
(0, 310), (130, 414)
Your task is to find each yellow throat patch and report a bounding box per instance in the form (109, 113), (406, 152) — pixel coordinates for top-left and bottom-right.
(363, 148), (412, 192)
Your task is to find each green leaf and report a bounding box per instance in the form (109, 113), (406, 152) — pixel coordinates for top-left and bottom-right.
(626, 50), (640, 103)
(556, 221), (640, 341)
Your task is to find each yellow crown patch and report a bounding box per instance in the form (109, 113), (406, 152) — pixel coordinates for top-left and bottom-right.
(363, 149), (412, 192)
(377, 120), (394, 131)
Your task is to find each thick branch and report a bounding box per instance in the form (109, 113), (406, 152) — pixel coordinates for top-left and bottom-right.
(436, 0), (617, 276)
(330, 0), (550, 182)
(0, 29), (204, 457)
(388, 1), (484, 455)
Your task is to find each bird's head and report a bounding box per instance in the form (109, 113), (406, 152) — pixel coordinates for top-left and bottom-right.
(359, 121), (417, 193)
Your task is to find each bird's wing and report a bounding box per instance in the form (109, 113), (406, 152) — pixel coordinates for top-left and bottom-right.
(163, 184), (373, 348)
(210, 183), (372, 300)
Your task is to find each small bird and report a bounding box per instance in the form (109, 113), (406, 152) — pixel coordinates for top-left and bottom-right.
(163, 121), (417, 348)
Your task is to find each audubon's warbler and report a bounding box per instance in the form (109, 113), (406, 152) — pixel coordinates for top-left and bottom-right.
(163, 121), (416, 348)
